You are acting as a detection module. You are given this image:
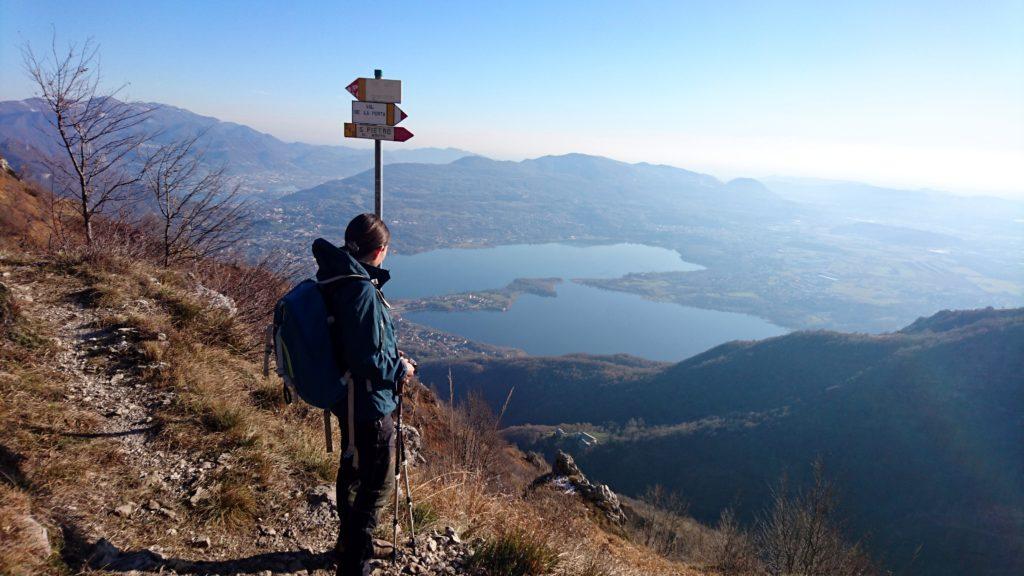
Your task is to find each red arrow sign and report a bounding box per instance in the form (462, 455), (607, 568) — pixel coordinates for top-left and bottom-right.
(345, 78), (402, 103)
(344, 123), (414, 142)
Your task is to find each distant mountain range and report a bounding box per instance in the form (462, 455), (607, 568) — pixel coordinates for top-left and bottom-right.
(0, 98), (473, 196)
(2, 97), (1019, 333)
(420, 306), (1024, 576)
(269, 152), (798, 256)
(264, 152), (1020, 332)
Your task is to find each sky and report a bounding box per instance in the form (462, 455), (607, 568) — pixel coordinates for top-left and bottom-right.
(2, 0), (1023, 197)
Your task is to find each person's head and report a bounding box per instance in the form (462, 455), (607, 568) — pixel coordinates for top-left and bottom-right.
(344, 213), (390, 267)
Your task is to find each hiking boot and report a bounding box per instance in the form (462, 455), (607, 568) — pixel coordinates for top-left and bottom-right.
(371, 537), (394, 559)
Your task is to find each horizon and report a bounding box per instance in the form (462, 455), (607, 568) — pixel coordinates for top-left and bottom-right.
(2, 0), (1022, 198)
(7, 93), (1021, 204)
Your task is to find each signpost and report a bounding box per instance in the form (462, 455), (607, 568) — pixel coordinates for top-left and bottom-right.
(344, 123), (414, 142)
(351, 101), (407, 126)
(346, 77), (402, 103)
(343, 69), (414, 219)
(343, 71), (420, 568)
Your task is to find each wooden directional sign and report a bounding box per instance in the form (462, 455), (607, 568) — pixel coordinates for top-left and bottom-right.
(351, 101), (407, 126)
(344, 123), (414, 142)
(346, 78), (402, 103)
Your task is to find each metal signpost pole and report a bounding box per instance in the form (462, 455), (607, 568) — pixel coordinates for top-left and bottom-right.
(374, 68), (383, 218)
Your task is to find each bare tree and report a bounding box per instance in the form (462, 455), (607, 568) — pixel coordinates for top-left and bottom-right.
(22, 36), (153, 245)
(144, 133), (251, 266)
(755, 461), (878, 576)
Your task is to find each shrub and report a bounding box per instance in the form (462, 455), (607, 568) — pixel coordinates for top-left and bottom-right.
(196, 475), (258, 528)
(0, 282), (15, 335)
(755, 461), (878, 576)
(412, 501), (440, 531)
(199, 399), (249, 434)
(467, 528), (559, 576)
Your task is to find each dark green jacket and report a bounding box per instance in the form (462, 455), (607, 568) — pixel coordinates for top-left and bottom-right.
(312, 238), (407, 422)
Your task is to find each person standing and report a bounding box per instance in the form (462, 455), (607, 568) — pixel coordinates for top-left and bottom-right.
(311, 213), (414, 576)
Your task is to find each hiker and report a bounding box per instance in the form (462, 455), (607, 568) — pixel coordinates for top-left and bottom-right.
(311, 213), (415, 576)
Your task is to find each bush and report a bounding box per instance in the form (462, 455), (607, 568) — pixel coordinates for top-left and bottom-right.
(196, 474), (258, 528)
(0, 282), (15, 334)
(412, 501), (440, 531)
(755, 461), (878, 576)
(467, 528), (559, 576)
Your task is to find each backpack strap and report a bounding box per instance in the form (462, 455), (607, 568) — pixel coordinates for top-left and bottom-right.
(342, 371), (359, 468)
(323, 409), (333, 453)
(316, 275), (372, 461)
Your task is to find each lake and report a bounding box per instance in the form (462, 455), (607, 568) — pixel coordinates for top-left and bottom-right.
(385, 243), (787, 362)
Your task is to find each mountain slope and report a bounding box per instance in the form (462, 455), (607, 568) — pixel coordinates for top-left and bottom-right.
(421, 308), (1024, 575)
(0, 98), (472, 196)
(271, 153), (797, 257)
(0, 170), (722, 576)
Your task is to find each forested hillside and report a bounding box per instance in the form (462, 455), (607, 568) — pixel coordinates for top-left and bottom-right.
(421, 308), (1024, 575)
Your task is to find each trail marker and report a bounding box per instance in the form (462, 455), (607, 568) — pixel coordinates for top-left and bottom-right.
(346, 78), (402, 103)
(343, 70), (414, 219)
(351, 101), (407, 126)
(344, 123), (414, 142)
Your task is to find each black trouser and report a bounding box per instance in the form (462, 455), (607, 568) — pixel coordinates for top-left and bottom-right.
(332, 409), (395, 576)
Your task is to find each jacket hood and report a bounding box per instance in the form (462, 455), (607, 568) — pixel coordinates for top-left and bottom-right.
(312, 238), (391, 288)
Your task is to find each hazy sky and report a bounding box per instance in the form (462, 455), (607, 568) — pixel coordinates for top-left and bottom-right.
(2, 0), (1022, 197)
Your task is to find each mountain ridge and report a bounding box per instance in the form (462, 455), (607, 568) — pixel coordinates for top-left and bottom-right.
(0, 97), (474, 196)
(419, 306), (1024, 576)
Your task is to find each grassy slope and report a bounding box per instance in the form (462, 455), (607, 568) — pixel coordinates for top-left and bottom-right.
(0, 170), (707, 576)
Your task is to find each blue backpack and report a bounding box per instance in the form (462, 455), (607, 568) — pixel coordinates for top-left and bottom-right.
(263, 275), (367, 451)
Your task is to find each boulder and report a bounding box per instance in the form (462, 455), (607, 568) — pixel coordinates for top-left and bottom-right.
(529, 450), (627, 525)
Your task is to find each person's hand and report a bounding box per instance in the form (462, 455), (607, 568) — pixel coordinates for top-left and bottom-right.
(400, 357), (416, 383)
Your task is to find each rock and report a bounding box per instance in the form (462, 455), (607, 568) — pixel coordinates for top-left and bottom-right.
(114, 502), (137, 517)
(188, 487), (210, 507)
(551, 451), (583, 477)
(444, 526), (461, 544)
(307, 484), (337, 508)
(530, 450), (627, 525)
(194, 284), (237, 317)
(14, 515), (51, 559)
(145, 499), (162, 511)
(400, 424), (426, 466)
(191, 536), (211, 549)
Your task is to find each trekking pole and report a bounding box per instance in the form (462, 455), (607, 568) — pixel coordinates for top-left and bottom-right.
(393, 390), (401, 563)
(394, 378), (418, 559)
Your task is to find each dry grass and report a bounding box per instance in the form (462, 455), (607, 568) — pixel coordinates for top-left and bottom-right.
(0, 484), (56, 576)
(467, 527), (560, 576)
(404, 379), (704, 576)
(0, 191), (719, 576)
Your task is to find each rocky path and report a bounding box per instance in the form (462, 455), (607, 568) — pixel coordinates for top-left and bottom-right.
(2, 261), (477, 575)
